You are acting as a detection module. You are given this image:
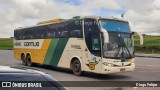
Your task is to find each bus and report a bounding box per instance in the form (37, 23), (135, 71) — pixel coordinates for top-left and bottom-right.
(14, 16), (142, 75)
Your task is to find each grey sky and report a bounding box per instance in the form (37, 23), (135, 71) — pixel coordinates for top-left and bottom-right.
(0, 0), (160, 38)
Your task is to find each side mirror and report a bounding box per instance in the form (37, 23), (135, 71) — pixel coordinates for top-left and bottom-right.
(100, 29), (109, 44)
(133, 32), (143, 45)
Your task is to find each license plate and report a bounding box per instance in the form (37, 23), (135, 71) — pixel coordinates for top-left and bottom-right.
(120, 68), (125, 72)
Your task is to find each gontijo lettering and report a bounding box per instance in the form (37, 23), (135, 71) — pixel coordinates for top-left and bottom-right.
(24, 42), (39, 47)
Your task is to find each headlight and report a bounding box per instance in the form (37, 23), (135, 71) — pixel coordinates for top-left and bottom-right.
(108, 64), (112, 66)
(103, 62), (113, 66)
(103, 62), (108, 66)
(131, 62), (135, 66)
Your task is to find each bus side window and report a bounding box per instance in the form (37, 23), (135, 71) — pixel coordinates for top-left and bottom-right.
(56, 30), (61, 38)
(52, 32), (56, 37)
(54, 23), (62, 38)
(68, 20), (82, 38)
(47, 32), (52, 38)
(53, 22), (68, 38)
(62, 23), (69, 38)
(40, 26), (45, 38)
(14, 30), (21, 40)
(39, 29), (44, 39)
(61, 31), (68, 37)
(49, 24), (56, 38)
(46, 24), (55, 38)
(92, 35), (100, 51)
(70, 30), (81, 37)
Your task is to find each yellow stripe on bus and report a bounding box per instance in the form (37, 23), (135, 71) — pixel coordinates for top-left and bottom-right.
(14, 39), (52, 64)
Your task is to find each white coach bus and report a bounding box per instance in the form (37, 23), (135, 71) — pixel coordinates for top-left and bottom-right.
(14, 16), (142, 75)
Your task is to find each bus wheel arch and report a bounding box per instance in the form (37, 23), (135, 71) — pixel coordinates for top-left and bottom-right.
(70, 57), (83, 76)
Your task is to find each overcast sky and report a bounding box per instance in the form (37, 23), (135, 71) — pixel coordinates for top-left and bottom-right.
(0, 0), (160, 38)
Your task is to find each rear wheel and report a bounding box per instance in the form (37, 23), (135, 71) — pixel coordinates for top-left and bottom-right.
(72, 59), (82, 76)
(26, 55), (33, 67)
(21, 54), (26, 66)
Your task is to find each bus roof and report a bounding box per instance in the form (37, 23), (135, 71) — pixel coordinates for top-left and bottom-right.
(37, 18), (64, 25)
(15, 16), (128, 31)
(83, 16), (128, 22)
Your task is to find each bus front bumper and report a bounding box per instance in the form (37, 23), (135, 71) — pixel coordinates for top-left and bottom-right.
(101, 65), (135, 74)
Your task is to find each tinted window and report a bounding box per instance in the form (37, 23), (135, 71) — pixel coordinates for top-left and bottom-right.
(14, 20), (82, 40)
(48, 24), (57, 38)
(14, 24), (57, 40)
(55, 22), (68, 38)
(92, 35), (100, 51)
(84, 18), (101, 56)
(68, 20), (83, 38)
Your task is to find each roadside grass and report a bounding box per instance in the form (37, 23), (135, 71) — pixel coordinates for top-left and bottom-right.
(134, 36), (160, 46)
(134, 36), (160, 54)
(0, 38), (13, 49)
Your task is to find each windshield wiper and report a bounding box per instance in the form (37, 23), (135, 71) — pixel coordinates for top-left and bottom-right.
(122, 41), (132, 58)
(120, 34), (132, 60)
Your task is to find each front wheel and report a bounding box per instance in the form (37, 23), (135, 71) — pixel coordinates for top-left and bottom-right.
(72, 59), (82, 76)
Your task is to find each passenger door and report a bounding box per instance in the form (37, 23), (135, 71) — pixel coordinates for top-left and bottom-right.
(83, 18), (102, 73)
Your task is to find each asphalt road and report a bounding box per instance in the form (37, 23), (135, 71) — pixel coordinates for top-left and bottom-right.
(0, 50), (160, 90)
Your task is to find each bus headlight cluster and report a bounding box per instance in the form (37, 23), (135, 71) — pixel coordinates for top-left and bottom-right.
(108, 64), (113, 67)
(131, 62), (135, 66)
(103, 62), (108, 66)
(103, 62), (113, 66)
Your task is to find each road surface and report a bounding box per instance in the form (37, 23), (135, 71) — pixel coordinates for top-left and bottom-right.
(0, 50), (160, 90)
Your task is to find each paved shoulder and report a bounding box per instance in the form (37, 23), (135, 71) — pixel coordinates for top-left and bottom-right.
(136, 54), (160, 58)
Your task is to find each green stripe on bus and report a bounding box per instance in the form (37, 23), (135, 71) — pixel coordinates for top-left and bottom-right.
(43, 39), (59, 64)
(49, 38), (68, 66)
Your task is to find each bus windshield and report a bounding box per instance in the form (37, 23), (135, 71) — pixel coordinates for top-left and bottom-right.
(99, 19), (134, 59)
(103, 32), (134, 59)
(100, 19), (130, 33)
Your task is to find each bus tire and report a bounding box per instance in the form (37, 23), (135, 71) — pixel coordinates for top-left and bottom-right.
(26, 55), (33, 67)
(21, 54), (26, 66)
(72, 59), (82, 76)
